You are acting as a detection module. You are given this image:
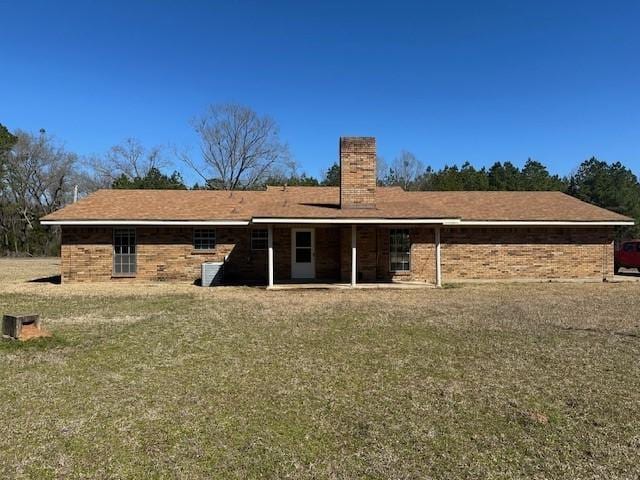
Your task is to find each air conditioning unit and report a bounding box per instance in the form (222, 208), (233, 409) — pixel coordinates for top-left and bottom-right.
(201, 261), (224, 287)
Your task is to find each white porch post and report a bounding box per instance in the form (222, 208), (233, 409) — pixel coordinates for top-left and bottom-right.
(435, 226), (442, 287)
(267, 225), (274, 288)
(351, 224), (357, 287)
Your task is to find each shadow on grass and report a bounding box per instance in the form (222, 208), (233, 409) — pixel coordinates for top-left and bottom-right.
(28, 275), (61, 284)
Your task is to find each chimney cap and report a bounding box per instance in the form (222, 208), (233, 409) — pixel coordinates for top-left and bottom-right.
(340, 137), (376, 152)
(340, 136), (375, 143)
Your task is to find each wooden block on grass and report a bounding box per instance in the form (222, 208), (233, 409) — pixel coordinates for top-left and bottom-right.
(2, 314), (46, 340)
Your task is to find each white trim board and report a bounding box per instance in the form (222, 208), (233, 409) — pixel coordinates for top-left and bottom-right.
(452, 220), (634, 226)
(252, 218), (632, 226)
(41, 218), (633, 227)
(251, 218), (460, 225)
(40, 220), (250, 226)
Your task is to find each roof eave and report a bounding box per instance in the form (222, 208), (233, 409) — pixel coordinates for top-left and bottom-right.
(456, 220), (634, 226)
(40, 219), (251, 226)
(250, 217), (461, 224)
(251, 218), (634, 226)
(40, 218), (634, 227)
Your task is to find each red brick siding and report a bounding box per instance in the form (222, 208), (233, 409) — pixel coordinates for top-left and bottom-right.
(273, 227), (291, 282)
(315, 227), (341, 280)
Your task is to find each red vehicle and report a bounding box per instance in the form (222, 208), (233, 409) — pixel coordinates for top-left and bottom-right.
(615, 240), (640, 273)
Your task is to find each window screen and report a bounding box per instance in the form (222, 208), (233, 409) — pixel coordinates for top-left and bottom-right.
(389, 228), (410, 272)
(251, 229), (268, 250)
(194, 228), (216, 250)
(113, 228), (136, 276)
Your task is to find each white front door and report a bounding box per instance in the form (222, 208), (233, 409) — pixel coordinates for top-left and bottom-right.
(291, 228), (315, 279)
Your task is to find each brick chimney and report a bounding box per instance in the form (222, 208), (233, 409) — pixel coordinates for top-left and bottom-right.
(340, 137), (376, 209)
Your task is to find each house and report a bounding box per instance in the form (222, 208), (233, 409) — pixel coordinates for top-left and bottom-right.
(41, 137), (634, 286)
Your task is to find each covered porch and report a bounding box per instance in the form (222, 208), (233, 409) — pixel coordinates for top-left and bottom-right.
(262, 223), (443, 289)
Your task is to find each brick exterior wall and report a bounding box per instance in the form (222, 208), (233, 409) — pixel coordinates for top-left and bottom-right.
(339, 137), (377, 209)
(339, 226), (436, 283)
(339, 226), (612, 283)
(273, 227), (291, 282)
(441, 227), (615, 280)
(60, 225), (614, 284)
(274, 227), (340, 281)
(376, 227), (437, 283)
(61, 227), (113, 282)
(340, 226), (378, 282)
(61, 226), (267, 283)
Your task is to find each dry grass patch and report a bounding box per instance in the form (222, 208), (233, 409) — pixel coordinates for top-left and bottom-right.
(0, 257), (60, 283)
(0, 258), (639, 478)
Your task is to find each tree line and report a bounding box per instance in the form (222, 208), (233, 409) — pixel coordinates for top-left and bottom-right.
(1, 102), (639, 255)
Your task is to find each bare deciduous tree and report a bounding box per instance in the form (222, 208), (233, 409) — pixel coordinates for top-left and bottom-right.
(0, 130), (77, 254)
(376, 155), (388, 185)
(181, 103), (291, 190)
(3, 130), (76, 212)
(384, 150), (424, 190)
(88, 137), (166, 187)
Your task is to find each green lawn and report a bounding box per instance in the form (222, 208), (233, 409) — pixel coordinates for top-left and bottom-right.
(1, 259), (639, 479)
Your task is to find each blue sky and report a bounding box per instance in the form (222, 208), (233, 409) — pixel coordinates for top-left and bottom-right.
(2, 0), (639, 183)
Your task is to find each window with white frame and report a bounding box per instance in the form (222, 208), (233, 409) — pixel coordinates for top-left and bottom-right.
(389, 228), (410, 272)
(251, 229), (268, 250)
(113, 228), (136, 276)
(193, 228), (216, 250)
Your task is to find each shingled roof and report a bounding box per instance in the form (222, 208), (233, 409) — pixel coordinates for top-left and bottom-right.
(41, 187), (633, 225)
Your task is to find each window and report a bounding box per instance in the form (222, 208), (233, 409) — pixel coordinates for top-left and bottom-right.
(113, 228), (136, 276)
(389, 228), (410, 272)
(251, 229), (268, 250)
(623, 242), (634, 252)
(295, 231), (312, 263)
(194, 228), (216, 250)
